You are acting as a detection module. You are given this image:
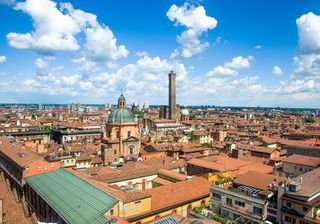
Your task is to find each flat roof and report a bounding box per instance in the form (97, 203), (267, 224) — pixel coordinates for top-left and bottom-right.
(26, 169), (118, 224)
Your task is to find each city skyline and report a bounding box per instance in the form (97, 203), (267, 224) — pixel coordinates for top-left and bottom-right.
(1, 0), (320, 107)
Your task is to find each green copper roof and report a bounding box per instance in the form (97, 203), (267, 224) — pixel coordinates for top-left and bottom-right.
(107, 108), (135, 123)
(26, 169), (118, 224)
(118, 94), (126, 101)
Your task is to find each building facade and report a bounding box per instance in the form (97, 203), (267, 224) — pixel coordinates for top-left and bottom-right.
(101, 94), (141, 165)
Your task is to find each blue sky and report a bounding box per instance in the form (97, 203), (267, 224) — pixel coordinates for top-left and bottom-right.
(0, 0), (320, 107)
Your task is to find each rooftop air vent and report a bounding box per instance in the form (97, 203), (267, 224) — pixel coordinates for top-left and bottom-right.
(17, 152), (27, 158)
(123, 185), (134, 192)
(288, 180), (302, 192)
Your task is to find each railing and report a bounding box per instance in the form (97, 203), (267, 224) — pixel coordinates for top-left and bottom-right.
(211, 185), (265, 205)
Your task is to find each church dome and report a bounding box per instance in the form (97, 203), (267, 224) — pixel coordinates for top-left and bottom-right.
(118, 94), (126, 101)
(107, 108), (135, 123)
(180, 109), (189, 116)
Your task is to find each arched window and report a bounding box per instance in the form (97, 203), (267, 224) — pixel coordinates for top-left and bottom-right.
(129, 145), (134, 154)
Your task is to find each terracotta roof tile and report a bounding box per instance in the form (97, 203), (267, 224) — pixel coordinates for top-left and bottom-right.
(158, 169), (188, 181)
(234, 171), (287, 191)
(283, 154), (320, 167)
(143, 177), (211, 211)
(0, 137), (42, 167)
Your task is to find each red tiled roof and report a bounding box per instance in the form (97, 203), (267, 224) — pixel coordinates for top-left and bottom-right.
(188, 158), (235, 172)
(0, 137), (42, 167)
(152, 177), (173, 186)
(144, 177), (211, 211)
(158, 169), (188, 181)
(283, 154), (320, 167)
(234, 171), (287, 191)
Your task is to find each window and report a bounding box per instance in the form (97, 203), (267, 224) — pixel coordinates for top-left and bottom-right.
(292, 217), (296, 224)
(299, 167), (303, 172)
(44, 166), (48, 171)
(116, 131), (120, 138)
(51, 163), (55, 168)
(38, 165), (42, 171)
(294, 166), (297, 170)
(285, 216), (291, 222)
(110, 209), (114, 215)
(235, 200), (245, 207)
(299, 221), (310, 224)
(253, 206), (262, 215)
(129, 146), (134, 155)
(222, 210), (229, 217)
(211, 193), (221, 200)
(303, 207), (308, 212)
(226, 198), (232, 205)
(268, 209), (277, 215)
(114, 150), (117, 155)
(25, 166), (30, 172)
(285, 216), (296, 224)
(128, 131), (131, 137)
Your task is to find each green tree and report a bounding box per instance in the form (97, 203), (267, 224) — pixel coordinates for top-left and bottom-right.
(304, 117), (316, 123)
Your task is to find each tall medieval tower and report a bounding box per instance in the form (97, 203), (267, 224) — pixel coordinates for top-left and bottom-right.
(168, 70), (176, 120)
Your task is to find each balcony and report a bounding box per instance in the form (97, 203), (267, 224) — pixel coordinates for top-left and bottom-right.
(211, 185), (266, 205)
(221, 202), (265, 223)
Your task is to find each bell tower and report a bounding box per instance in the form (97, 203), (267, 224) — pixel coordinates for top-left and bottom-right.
(118, 93), (126, 108)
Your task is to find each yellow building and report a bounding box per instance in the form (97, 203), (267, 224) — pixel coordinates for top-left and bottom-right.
(191, 130), (213, 144)
(25, 167), (212, 224)
(74, 169), (211, 223)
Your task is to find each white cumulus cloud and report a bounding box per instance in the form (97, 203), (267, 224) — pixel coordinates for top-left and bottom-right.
(272, 65), (282, 76)
(167, 3), (217, 58)
(0, 56), (6, 63)
(254, 45), (262, 49)
(6, 0), (128, 63)
(7, 0), (80, 52)
(207, 56), (254, 77)
(293, 12), (320, 78)
(276, 79), (317, 94)
(296, 12), (320, 53)
(84, 26), (128, 61)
